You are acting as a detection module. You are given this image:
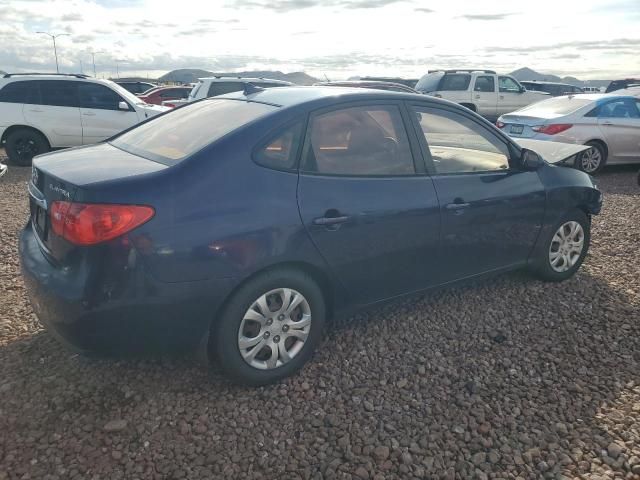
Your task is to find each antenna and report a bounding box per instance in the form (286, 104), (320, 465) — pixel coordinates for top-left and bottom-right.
(243, 82), (265, 96)
(324, 73), (330, 82)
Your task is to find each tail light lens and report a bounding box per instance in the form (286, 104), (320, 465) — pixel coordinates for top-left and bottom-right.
(532, 124), (573, 135)
(496, 121), (505, 129)
(50, 201), (154, 246)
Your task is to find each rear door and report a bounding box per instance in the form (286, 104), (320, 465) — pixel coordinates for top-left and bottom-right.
(409, 103), (545, 281)
(297, 102), (442, 305)
(78, 82), (140, 145)
(22, 80), (82, 148)
(472, 75), (497, 118)
(437, 73), (472, 105)
(596, 98), (640, 162)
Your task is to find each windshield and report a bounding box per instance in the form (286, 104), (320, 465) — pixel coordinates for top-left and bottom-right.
(106, 80), (148, 105)
(415, 73), (444, 93)
(517, 96), (593, 115)
(111, 99), (278, 164)
(188, 81), (202, 100)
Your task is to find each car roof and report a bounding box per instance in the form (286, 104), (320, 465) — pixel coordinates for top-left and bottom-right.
(198, 76), (293, 85)
(219, 85), (424, 108)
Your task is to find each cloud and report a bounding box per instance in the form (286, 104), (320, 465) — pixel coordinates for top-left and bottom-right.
(228, 0), (406, 12)
(458, 13), (518, 20)
(61, 13), (83, 22)
(415, 7), (435, 13)
(487, 37), (640, 54)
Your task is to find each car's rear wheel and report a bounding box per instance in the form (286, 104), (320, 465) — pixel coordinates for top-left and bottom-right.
(5, 128), (50, 166)
(575, 141), (606, 174)
(212, 269), (325, 385)
(530, 210), (590, 282)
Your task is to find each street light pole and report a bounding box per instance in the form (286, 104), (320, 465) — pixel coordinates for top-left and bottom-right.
(89, 51), (103, 77)
(36, 32), (70, 73)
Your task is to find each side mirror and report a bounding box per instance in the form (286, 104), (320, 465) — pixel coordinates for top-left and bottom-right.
(519, 86), (526, 93)
(118, 101), (130, 111)
(521, 149), (544, 170)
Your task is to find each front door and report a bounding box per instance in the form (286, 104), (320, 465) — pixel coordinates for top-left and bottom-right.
(497, 76), (525, 116)
(78, 83), (140, 145)
(297, 102), (441, 305)
(409, 103), (546, 281)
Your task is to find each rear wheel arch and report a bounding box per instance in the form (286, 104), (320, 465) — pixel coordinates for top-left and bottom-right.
(1, 124), (52, 148)
(459, 103), (477, 112)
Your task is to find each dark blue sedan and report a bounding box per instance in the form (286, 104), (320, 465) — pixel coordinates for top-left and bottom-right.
(20, 86), (602, 385)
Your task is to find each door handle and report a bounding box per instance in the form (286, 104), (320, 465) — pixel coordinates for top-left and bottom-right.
(499, 95), (505, 100)
(475, 94), (481, 99)
(82, 112), (96, 116)
(445, 202), (470, 210)
(601, 121), (613, 126)
(27, 109), (43, 113)
(313, 215), (350, 226)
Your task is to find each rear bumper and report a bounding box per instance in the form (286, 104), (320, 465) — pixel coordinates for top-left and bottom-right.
(19, 221), (234, 354)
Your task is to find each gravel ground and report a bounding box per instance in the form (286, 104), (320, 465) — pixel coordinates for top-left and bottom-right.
(1, 161), (639, 480)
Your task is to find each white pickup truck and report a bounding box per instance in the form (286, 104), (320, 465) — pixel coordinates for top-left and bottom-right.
(415, 70), (549, 121)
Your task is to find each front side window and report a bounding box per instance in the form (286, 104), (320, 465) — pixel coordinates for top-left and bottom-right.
(111, 99), (277, 164)
(303, 104), (415, 176)
(440, 74), (471, 91)
(498, 76), (521, 93)
(0, 81), (41, 104)
(78, 83), (125, 110)
(39, 80), (79, 108)
(474, 76), (495, 93)
(413, 106), (510, 174)
(254, 122), (303, 170)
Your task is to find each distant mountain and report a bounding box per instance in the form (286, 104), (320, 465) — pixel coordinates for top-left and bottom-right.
(509, 67), (611, 88)
(159, 69), (318, 85)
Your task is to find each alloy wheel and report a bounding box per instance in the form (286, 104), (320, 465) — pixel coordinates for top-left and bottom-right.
(549, 221), (585, 272)
(580, 147), (601, 173)
(15, 137), (39, 162)
(238, 288), (311, 370)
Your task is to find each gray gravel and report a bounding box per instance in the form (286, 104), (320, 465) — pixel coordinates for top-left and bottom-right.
(1, 161), (640, 480)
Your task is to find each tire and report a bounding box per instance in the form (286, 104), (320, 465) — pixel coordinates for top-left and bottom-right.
(4, 129), (49, 166)
(530, 209), (591, 282)
(575, 141), (607, 174)
(212, 268), (326, 386)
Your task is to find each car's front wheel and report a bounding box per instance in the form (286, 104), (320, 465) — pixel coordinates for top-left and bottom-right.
(212, 269), (326, 385)
(531, 210), (591, 282)
(5, 128), (50, 166)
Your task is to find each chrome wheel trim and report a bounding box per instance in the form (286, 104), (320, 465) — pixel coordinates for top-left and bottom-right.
(580, 147), (601, 173)
(238, 288), (311, 370)
(549, 221), (585, 273)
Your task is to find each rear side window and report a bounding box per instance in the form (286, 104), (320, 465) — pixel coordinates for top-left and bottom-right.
(111, 99), (278, 164)
(302, 104), (415, 176)
(254, 122), (303, 170)
(440, 74), (471, 91)
(474, 76), (495, 93)
(207, 82), (244, 97)
(78, 83), (125, 110)
(0, 81), (41, 104)
(40, 81), (79, 107)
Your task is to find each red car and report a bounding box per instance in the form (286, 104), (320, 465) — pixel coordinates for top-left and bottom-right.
(137, 86), (192, 105)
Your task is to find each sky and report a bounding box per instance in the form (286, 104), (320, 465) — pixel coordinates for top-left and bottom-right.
(0, 0), (638, 80)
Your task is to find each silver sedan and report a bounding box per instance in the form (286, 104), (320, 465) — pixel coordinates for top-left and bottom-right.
(497, 94), (640, 173)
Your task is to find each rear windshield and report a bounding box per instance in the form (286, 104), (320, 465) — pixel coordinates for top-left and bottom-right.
(111, 99), (278, 164)
(415, 73), (443, 93)
(518, 96), (593, 115)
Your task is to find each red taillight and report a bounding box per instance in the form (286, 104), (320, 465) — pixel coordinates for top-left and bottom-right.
(532, 124), (573, 135)
(496, 121), (505, 129)
(50, 201), (154, 246)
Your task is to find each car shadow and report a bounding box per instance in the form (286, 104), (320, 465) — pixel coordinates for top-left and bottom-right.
(1, 266), (638, 478)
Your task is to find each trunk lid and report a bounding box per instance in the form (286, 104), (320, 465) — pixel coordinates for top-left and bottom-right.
(515, 139), (591, 164)
(28, 143), (167, 259)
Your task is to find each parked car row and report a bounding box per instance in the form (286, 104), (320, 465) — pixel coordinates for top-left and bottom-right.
(21, 86), (601, 384)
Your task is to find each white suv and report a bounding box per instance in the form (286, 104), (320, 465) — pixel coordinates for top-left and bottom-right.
(415, 70), (549, 121)
(163, 77), (293, 108)
(0, 73), (169, 165)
